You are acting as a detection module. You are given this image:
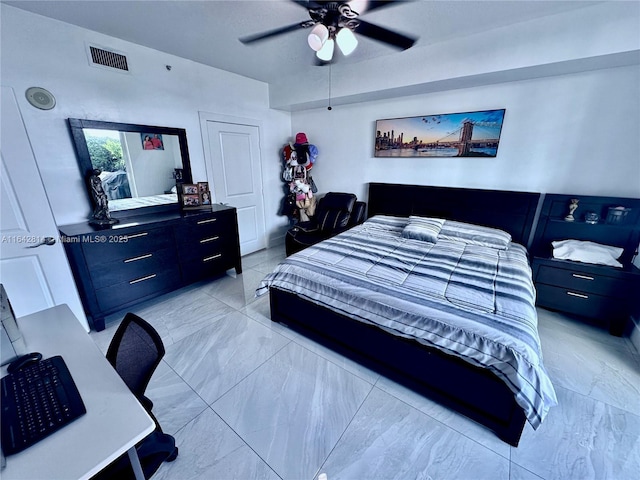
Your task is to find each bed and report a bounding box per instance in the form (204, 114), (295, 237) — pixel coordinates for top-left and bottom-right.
(257, 183), (557, 446)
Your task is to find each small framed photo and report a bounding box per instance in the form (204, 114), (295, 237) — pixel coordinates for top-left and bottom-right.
(141, 133), (164, 150)
(182, 194), (200, 207)
(197, 181), (211, 205)
(197, 182), (209, 194)
(181, 181), (211, 210)
(182, 184), (198, 195)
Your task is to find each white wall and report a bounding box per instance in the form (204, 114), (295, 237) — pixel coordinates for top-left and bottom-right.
(291, 65), (640, 202)
(122, 132), (179, 197)
(273, 1), (640, 110)
(0, 5), (291, 243)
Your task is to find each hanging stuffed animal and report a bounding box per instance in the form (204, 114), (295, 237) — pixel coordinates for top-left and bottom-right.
(281, 132), (319, 220)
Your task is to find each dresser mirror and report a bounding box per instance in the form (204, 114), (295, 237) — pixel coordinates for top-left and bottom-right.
(68, 118), (193, 215)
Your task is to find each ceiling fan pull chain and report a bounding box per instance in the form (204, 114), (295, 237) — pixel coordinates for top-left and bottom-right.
(328, 62), (332, 111)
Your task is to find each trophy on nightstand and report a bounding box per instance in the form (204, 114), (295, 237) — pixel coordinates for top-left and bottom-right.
(564, 198), (579, 222)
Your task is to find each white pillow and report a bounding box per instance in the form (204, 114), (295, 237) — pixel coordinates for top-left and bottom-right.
(552, 240), (623, 268)
(401, 216), (445, 243)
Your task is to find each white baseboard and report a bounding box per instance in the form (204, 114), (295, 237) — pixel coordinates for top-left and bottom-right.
(268, 228), (287, 248)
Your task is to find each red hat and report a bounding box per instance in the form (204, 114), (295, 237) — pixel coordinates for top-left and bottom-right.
(295, 132), (308, 144)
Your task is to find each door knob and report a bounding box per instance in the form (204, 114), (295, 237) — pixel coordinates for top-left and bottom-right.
(26, 236), (56, 248)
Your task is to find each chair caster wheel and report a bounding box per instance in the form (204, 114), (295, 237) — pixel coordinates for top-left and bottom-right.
(166, 447), (178, 462)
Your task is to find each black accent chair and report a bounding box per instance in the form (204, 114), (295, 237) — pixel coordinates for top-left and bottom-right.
(92, 313), (178, 480)
(286, 192), (366, 256)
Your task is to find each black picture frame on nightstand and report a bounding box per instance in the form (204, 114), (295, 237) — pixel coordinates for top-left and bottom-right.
(531, 194), (640, 336)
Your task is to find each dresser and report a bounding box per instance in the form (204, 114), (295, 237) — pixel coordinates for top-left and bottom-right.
(59, 205), (241, 331)
(531, 194), (640, 336)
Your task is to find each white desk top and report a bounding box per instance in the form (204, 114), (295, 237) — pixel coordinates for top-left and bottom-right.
(2, 304), (154, 480)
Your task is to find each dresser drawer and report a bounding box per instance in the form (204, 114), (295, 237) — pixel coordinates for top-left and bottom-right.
(88, 247), (178, 290)
(535, 283), (629, 320)
(82, 226), (174, 266)
(181, 253), (236, 282)
(181, 210), (235, 233)
(176, 234), (234, 264)
(94, 268), (181, 313)
(60, 205), (240, 331)
(536, 265), (630, 298)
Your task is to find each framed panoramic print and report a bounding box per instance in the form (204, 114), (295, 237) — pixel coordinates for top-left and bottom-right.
(374, 109), (505, 158)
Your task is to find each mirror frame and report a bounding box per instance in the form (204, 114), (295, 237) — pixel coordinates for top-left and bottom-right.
(68, 118), (193, 217)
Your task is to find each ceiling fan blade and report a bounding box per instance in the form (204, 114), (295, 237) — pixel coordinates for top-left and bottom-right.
(353, 19), (416, 50)
(240, 22), (311, 44)
(351, 1), (413, 15)
(290, 0), (326, 8)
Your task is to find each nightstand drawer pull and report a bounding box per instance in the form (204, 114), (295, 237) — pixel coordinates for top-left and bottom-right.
(203, 253), (222, 262)
(200, 236), (220, 244)
(129, 274), (157, 285)
(124, 253), (153, 263)
(567, 291), (589, 299)
(197, 218), (217, 225)
(572, 273), (594, 281)
(125, 232), (149, 240)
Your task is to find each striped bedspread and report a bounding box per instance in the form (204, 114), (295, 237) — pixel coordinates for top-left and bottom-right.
(257, 215), (557, 428)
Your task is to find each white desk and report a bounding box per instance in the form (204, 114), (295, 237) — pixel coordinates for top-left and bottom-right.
(1, 304), (155, 480)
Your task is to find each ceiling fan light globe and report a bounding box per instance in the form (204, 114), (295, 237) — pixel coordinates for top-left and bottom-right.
(316, 38), (335, 61)
(307, 24), (329, 51)
(336, 28), (358, 56)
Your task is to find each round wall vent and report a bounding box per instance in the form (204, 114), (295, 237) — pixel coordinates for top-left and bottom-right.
(25, 87), (56, 110)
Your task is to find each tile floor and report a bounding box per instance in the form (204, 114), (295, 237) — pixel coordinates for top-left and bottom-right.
(90, 244), (640, 480)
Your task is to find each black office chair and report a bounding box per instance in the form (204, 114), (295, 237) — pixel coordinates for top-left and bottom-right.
(92, 313), (178, 480)
(285, 192), (366, 256)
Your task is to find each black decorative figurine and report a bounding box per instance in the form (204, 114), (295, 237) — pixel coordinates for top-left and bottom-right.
(88, 169), (119, 226)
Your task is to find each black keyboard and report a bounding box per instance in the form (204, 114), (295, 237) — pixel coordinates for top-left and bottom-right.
(1, 356), (86, 455)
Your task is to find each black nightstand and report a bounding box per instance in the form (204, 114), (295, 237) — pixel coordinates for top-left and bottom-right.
(531, 194), (640, 336)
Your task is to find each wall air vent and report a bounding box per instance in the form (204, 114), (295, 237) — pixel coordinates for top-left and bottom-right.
(86, 44), (130, 72)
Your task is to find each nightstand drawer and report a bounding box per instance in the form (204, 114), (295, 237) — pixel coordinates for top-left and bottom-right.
(536, 265), (630, 298)
(535, 284), (629, 320)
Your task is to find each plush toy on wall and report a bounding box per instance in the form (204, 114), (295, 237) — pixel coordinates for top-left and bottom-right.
(281, 132), (318, 221)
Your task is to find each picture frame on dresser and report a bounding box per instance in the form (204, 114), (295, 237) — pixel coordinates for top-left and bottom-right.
(530, 194), (640, 336)
(183, 194), (200, 207)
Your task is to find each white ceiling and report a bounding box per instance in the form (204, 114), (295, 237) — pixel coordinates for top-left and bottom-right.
(4, 0), (602, 86)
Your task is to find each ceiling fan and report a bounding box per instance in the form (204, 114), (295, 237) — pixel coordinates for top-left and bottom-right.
(239, 1), (417, 63)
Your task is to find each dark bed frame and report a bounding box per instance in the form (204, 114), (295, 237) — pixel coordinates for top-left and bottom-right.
(269, 183), (541, 446)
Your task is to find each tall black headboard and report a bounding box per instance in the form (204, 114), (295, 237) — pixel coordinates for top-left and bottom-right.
(367, 183), (541, 246)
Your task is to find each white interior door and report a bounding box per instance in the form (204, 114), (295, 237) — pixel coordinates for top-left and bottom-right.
(0, 86), (88, 330)
(201, 114), (266, 256)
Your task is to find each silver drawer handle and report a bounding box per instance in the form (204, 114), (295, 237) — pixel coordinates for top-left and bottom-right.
(125, 232), (148, 240)
(572, 273), (594, 281)
(567, 291), (589, 299)
(203, 253), (222, 262)
(124, 253), (152, 263)
(200, 236), (220, 244)
(197, 218), (217, 225)
(129, 274), (157, 285)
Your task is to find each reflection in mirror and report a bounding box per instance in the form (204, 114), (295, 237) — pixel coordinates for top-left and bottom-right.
(68, 118), (192, 215)
(82, 129), (183, 211)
